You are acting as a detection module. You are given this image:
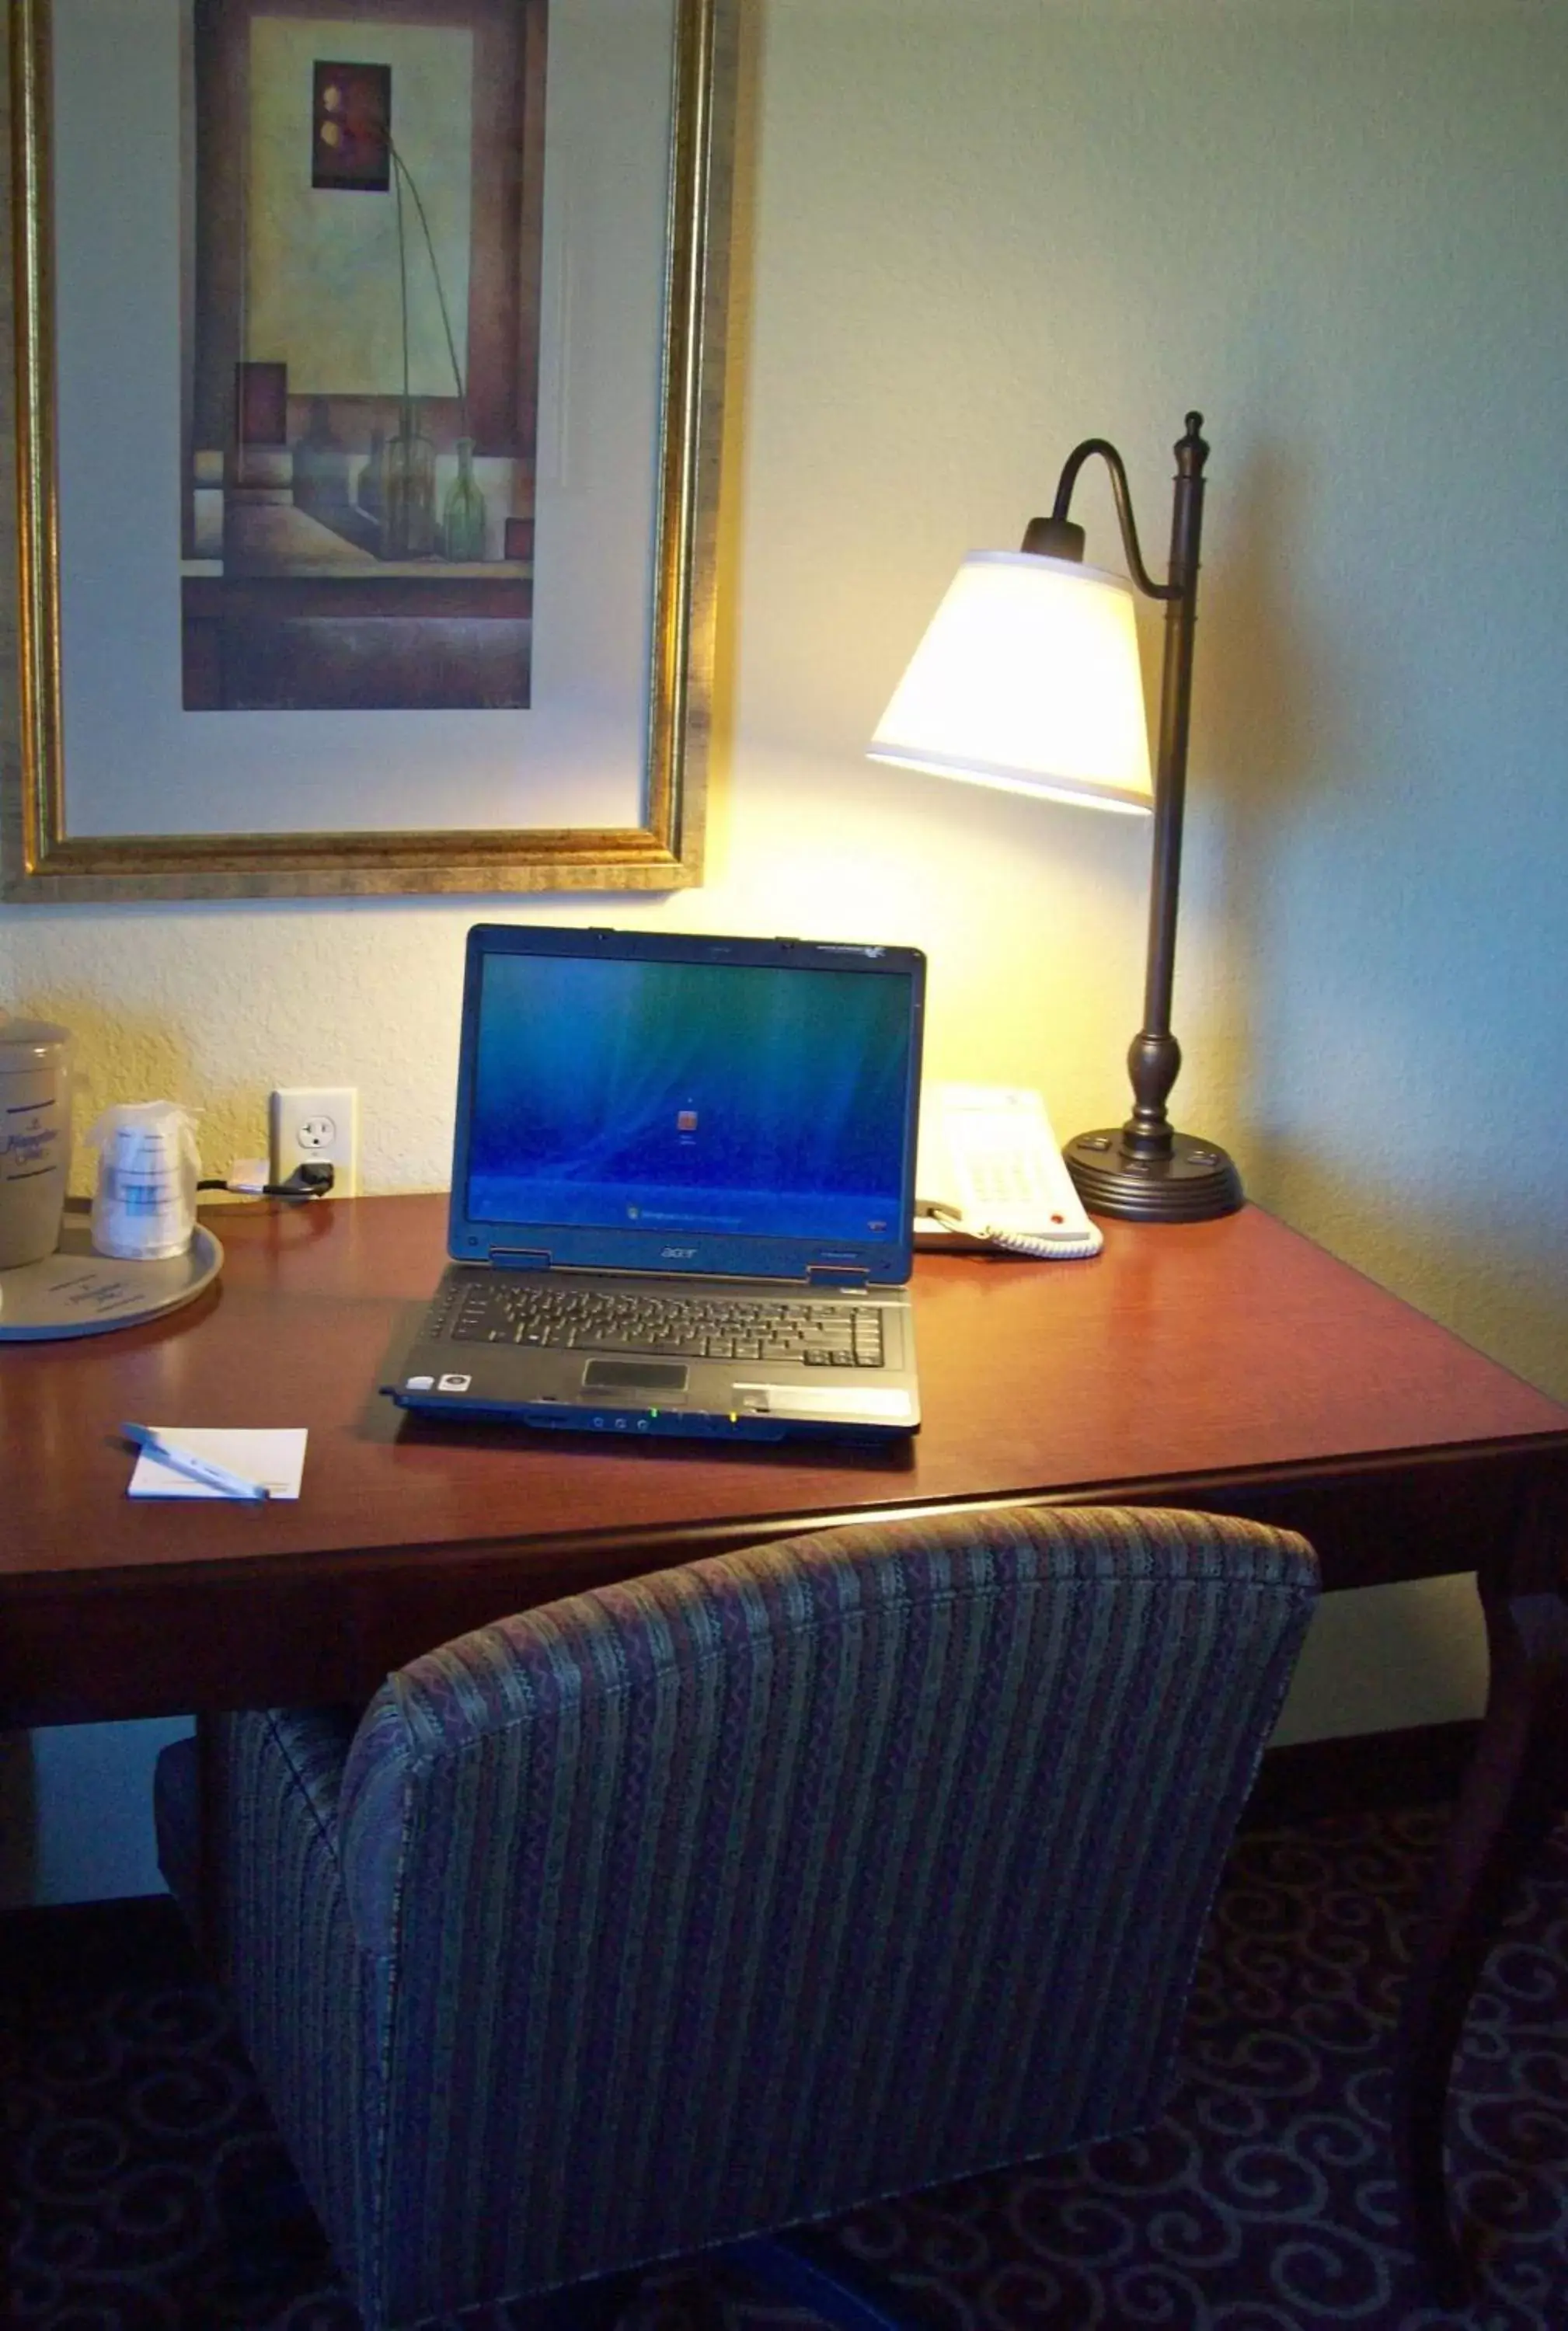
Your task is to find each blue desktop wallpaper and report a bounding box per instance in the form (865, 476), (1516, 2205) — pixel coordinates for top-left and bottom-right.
(465, 953), (914, 1242)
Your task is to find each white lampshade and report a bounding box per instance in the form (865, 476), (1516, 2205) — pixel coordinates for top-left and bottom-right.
(868, 549), (1154, 814)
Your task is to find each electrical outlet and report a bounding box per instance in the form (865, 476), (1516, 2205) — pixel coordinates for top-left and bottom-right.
(269, 1086), (359, 1197)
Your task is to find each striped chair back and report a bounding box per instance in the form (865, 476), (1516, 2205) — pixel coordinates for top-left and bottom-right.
(203, 1503), (1317, 2329)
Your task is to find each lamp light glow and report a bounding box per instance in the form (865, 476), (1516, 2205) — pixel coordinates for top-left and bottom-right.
(869, 551), (1153, 814)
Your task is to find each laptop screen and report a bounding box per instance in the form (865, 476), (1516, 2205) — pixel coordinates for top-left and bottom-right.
(451, 929), (925, 1280)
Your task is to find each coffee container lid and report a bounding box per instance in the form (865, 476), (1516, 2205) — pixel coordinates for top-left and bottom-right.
(0, 1017), (71, 1059)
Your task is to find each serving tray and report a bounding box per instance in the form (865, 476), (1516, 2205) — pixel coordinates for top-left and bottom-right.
(0, 1218), (222, 1340)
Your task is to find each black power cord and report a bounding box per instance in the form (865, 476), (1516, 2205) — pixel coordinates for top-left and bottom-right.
(196, 1163), (336, 1200)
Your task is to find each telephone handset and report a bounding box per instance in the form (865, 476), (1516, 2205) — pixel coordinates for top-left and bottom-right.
(915, 1083), (1103, 1260)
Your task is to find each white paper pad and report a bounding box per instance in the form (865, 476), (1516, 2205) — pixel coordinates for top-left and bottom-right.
(127, 1427), (308, 1500)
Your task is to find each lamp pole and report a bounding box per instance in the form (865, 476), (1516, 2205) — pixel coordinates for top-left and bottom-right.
(1038, 413), (1242, 1223)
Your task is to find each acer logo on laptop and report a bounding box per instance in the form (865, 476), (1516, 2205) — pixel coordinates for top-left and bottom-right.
(661, 1246), (698, 1259)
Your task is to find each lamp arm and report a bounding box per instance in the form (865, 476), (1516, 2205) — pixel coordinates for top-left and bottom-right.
(1025, 439), (1178, 603)
(1028, 417), (1209, 1110)
(1058, 414), (1214, 1190)
(1044, 413), (1242, 1223)
(1131, 413), (1207, 1160)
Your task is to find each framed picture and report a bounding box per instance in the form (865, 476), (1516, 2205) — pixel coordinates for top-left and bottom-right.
(0, 0), (738, 901)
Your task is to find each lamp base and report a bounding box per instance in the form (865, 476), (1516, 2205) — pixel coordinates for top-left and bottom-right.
(1064, 1127), (1243, 1224)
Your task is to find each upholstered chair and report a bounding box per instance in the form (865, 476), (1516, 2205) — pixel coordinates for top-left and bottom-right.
(156, 1503), (1317, 2329)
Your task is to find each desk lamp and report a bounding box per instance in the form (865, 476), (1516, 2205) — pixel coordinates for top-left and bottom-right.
(869, 411), (1241, 1223)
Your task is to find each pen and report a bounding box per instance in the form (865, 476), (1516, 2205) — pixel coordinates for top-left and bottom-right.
(120, 1423), (271, 1502)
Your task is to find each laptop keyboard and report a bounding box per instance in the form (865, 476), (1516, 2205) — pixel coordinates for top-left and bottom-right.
(427, 1278), (887, 1367)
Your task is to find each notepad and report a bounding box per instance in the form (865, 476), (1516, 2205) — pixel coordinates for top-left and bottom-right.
(127, 1427), (308, 1500)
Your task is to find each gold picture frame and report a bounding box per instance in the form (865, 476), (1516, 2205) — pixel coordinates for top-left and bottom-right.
(1, 0), (737, 901)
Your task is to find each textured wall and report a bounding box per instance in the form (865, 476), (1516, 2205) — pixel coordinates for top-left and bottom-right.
(3, 0), (1566, 1897)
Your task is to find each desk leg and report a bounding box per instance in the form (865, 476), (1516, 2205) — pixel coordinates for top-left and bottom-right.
(1, 1944), (11, 2331)
(2, 1812), (14, 2330)
(1395, 1479), (1568, 2300)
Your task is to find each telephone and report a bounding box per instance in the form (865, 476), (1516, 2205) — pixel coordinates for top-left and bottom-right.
(915, 1083), (1103, 1260)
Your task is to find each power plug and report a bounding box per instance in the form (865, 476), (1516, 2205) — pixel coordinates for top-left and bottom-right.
(269, 1087), (359, 1198)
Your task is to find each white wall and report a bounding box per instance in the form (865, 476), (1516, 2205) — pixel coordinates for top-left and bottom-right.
(4, 0), (1566, 1899)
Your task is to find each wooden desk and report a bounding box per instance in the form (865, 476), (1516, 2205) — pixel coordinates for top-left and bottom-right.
(2, 1192), (1564, 2293)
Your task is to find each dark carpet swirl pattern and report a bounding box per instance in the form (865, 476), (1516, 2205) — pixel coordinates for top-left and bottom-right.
(6, 1806), (1567, 2328)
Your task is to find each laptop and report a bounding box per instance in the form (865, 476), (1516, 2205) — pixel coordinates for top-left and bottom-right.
(383, 924), (926, 1441)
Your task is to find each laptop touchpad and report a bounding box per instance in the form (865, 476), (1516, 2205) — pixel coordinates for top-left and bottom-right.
(581, 1360), (690, 1393)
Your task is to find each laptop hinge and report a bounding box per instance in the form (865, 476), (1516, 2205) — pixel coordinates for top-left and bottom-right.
(806, 1263), (870, 1289)
(486, 1246), (553, 1270)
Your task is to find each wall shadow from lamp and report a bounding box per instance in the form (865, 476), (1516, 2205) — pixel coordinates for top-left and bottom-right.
(869, 411), (1242, 1225)
(1194, 441), (1326, 1191)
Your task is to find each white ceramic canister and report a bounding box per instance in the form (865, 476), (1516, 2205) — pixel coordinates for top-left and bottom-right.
(0, 1018), (72, 1270)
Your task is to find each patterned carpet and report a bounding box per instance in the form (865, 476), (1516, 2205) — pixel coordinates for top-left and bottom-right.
(6, 1804), (1567, 2329)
